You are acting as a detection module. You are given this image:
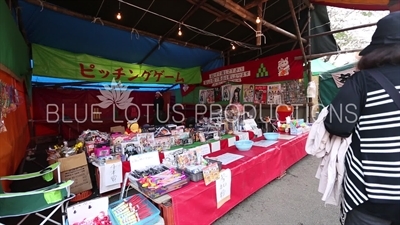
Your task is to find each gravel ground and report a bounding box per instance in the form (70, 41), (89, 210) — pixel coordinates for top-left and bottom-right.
(213, 156), (340, 225)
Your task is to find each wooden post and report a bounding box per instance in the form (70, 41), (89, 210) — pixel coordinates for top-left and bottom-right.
(304, 23), (377, 39)
(291, 19), (310, 50)
(306, 8), (313, 123)
(213, 0), (306, 43)
(226, 51), (231, 65)
(288, 0), (307, 64)
(256, 3), (262, 46)
(294, 49), (364, 61)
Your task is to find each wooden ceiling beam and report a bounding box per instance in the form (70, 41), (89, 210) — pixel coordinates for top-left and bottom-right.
(288, 0), (307, 64)
(213, 0), (307, 43)
(216, 0), (268, 22)
(230, 3), (306, 51)
(186, 0), (247, 27)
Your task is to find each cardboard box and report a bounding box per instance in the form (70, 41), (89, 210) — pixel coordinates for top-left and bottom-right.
(57, 152), (88, 171)
(50, 152), (93, 194)
(110, 125), (125, 134)
(62, 165), (93, 194)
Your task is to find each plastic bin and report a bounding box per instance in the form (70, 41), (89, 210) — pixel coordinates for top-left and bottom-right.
(109, 194), (160, 225)
(184, 158), (222, 182)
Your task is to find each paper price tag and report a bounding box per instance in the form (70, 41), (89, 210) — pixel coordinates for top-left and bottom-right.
(228, 137), (236, 147)
(211, 141), (221, 152)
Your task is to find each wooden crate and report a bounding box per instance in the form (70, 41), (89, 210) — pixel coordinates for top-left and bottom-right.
(159, 201), (175, 225)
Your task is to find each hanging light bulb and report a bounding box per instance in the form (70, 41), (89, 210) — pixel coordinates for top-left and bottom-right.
(256, 16), (261, 24)
(231, 44), (236, 50)
(178, 27), (182, 36)
(116, 2), (122, 20)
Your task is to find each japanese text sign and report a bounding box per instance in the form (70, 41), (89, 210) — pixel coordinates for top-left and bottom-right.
(202, 49), (303, 87)
(216, 169), (231, 208)
(32, 44), (202, 84)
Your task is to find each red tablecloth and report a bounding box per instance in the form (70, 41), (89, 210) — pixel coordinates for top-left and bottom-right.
(168, 133), (308, 225)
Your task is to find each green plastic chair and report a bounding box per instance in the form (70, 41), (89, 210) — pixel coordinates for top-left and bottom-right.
(0, 162), (75, 225)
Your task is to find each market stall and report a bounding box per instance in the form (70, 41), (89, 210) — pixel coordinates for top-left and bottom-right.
(50, 119), (308, 225)
(2, 0), (382, 223)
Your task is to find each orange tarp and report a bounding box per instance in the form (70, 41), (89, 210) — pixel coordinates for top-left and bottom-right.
(0, 70), (30, 177)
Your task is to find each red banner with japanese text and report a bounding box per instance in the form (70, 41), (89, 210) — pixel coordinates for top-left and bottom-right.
(202, 49), (304, 87)
(32, 44), (202, 84)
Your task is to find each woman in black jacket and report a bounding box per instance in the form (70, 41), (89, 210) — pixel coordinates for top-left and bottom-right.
(324, 12), (400, 225)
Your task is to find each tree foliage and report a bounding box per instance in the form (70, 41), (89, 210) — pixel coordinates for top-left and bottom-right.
(327, 7), (389, 50)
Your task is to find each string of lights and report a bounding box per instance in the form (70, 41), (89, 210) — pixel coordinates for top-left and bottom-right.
(117, 0), (262, 50)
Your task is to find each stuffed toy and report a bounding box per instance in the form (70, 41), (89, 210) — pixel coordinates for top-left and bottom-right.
(125, 121), (142, 134)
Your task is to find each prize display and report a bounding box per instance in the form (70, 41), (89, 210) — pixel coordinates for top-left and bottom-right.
(47, 141), (84, 161)
(137, 168), (189, 199)
(0, 81), (20, 133)
(195, 79), (306, 105)
(109, 194), (159, 225)
(130, 165), (170, 180)
(281, 79), (306, 104)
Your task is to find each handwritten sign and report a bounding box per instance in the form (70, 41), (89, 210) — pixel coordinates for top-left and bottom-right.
(104, 161), (122, 186)
(203, 163), (220, 186)
(67, 197), (109, 224)
(129, 151), (160, 171)
(216, 169), (232, 208)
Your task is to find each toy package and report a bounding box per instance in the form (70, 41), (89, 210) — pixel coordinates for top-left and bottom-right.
(137, 133), (155, 153)
(154, 136), (175, 152)
(120, 141), (142, 161)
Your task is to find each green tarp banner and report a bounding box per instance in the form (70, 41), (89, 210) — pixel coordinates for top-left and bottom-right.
(32, 44), (202, 84)
(0, 0), (30, 79)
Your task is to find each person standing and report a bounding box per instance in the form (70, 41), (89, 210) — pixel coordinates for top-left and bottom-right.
(153, 91), (164, 125)
(324, 12), (400, 225)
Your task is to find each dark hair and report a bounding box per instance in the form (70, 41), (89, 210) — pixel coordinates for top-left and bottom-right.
(357, 44), (400, 70)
